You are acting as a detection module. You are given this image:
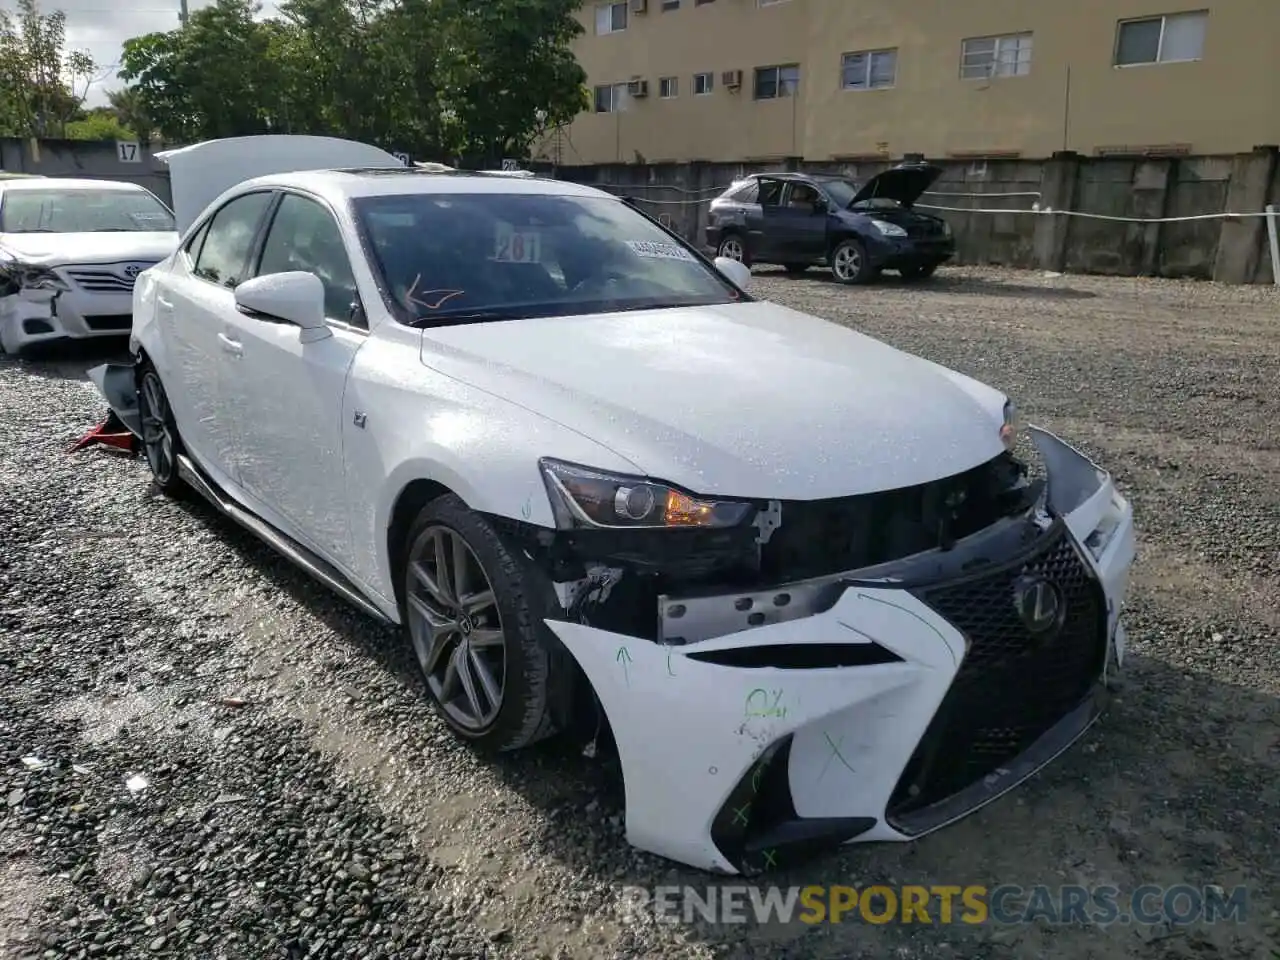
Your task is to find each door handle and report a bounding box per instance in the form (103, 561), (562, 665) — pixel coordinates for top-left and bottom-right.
(217, 332), (243, 356)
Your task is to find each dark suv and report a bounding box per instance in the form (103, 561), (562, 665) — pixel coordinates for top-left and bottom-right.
(705, 163), (955, 284)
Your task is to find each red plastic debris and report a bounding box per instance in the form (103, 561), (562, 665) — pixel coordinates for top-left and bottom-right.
(69, 414), (138, 454)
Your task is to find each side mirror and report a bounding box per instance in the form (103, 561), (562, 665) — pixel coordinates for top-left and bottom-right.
(234, 271), (330, 342)
(714, 256), (751, 290)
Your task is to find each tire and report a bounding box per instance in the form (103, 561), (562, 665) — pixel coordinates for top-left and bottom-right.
(900, 262), (939, 281)
(830, 238), (875, 285)
(401, 493), (558, 753)
(783, 263), (809, 275)
(717, 232), (750, 266)
(136, 359), (187, 497)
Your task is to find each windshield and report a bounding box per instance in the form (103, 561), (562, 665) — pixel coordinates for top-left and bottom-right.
(353, 191), (745, 325)
(0, 188), (176, 233)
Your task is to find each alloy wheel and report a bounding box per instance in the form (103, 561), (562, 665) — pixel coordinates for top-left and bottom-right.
(832, 244), (862, 282)
(139, 371), (175, 484)
(406, 525), (506, 732)
(718, 237), (744, 261)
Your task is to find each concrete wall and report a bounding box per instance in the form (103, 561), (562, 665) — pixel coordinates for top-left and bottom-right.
(0, 138), (174, 207)
(539, 146), (1280, 283)
(561, 0), (1280, 164)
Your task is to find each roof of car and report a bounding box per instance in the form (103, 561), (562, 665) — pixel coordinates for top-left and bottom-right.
(235, 167), (615, 203)
(740, 171), (853, 182)
(0, 177), (149, 192)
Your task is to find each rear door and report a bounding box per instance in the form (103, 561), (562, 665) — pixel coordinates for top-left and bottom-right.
(154, 190), (275, 488)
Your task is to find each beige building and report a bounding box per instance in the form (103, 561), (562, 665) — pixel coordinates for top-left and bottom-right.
(553, 0), (1280, 164)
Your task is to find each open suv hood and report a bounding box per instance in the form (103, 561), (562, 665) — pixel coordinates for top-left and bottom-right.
(851, 162), (943, 208)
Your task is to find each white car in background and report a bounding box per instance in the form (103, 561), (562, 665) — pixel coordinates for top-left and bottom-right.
(88, 136), (1135, 875)
(0, 178), (178, 355)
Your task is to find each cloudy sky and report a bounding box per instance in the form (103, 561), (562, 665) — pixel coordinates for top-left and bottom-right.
(42, 0), (281, 105)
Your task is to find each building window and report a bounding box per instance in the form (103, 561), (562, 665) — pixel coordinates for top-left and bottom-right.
(694, 0), (714, 6)
(961, 32), (1033, 79)
(593, 83), (629, 112)
(754, 64), (800, 99)
(841, 48), (897, 90)
(659, 76), (679, 98)
(595, 1), (627, 34)
(693, 71), (714, 95)
(662, 0), (679, 8)
(1115, 11), (1207, 65)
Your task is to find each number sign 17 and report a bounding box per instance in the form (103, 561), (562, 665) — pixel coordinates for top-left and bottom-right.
(116, 141), (141, 163)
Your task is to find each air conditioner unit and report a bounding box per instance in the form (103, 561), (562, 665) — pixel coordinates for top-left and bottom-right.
(631, 0), (647, 11)
(627, 78), (649, 97)
(721, 70), (742, 89)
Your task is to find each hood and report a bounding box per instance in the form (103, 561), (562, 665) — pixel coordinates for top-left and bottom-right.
(851, 162), (943, 208)
(417, 301), (1006, 500)
(0, 231), (178, 266)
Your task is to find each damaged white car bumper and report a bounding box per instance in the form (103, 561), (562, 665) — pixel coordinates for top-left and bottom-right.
(547, 427), (1134, 873)
(0, 284), (134, 354)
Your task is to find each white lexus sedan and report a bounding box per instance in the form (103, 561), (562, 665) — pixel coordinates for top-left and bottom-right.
(90, 136), (1135, 875)
(0, 178), (178, 355)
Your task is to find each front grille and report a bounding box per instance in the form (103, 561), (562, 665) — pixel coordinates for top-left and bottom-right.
(887, 526), (1106, 818)
(83, 315), (132, 331)
(65, 263), (154, 293)
(759, 452), (1030, 581)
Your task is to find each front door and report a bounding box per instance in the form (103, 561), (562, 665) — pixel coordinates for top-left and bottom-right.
(156, 190), (275, 486)
(768, 182), (829, 263)
(224, 190), (367, 565)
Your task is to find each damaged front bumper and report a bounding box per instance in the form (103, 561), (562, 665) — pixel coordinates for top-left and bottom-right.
(545, 426), (1135, 873)
(0, 281), (132, 355)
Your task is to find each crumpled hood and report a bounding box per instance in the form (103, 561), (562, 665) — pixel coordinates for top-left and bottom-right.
(0, 232), (178, 265)
(418, 301), (1006, 500)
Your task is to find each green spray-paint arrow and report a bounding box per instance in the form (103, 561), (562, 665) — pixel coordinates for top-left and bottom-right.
(616, 646), (633, 686)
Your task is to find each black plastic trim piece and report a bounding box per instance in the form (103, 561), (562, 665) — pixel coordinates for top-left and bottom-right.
(709, 734), (876, 874)
(685, 642), (903, 669)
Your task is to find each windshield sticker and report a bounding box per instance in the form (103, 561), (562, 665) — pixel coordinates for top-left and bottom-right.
(626, 240), (695, 261)
(493, 223), (543, 263)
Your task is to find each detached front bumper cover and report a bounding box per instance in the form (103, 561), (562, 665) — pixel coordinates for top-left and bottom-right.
(545, 425), (1135, 874)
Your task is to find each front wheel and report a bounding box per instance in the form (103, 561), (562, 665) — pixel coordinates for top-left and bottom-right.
(136, 361), (187, 497)
(830, 239), (876, 285)
(900, 262), (940, 281)
(402, 494), (557, 753)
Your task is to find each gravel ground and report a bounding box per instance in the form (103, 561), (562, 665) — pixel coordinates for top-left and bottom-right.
(1, 265), (1278, 960)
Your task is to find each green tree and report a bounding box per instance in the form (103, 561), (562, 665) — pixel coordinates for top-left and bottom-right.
(105, 86), (152, 141)
(119, 0), (278, 142)
(431, 0), (587, 162)
(65, 107), (135, 141)
(0, 0), (96, 138)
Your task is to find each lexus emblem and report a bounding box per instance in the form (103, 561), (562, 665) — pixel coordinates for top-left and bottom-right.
(1013, 576), (1065, 635)
(124, 265), (141, 279)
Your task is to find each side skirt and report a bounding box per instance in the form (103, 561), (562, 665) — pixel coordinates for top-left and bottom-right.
(175, 453), (394, 626)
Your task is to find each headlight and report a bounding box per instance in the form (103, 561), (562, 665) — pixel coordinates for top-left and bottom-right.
(870, 219), (907, 237)
(1000, 400), (1018, 450)
(539, 459), (756, 530)
(0, 256), (68, 292)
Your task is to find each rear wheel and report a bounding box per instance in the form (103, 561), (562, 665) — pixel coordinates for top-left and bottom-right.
(136, 360), (187, 497)
(402, 494), (556, 753)
(830, 239), (876, 285)
(900, 262), (940, 281)
(717, 233), (749, 266)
